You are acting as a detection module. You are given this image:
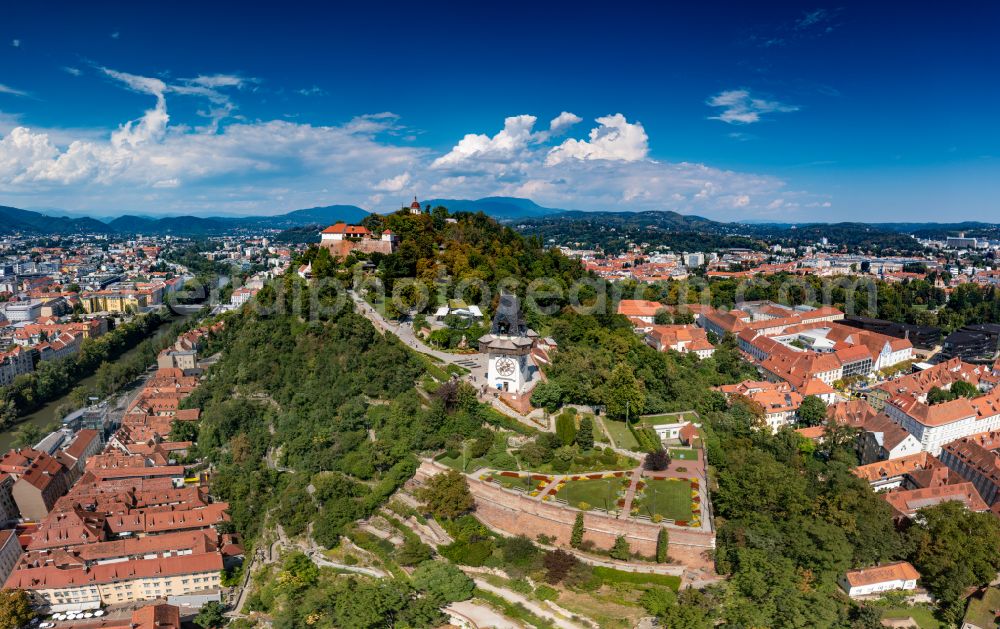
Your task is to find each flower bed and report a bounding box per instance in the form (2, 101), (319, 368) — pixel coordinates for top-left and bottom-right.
(480, 471), (553, 493)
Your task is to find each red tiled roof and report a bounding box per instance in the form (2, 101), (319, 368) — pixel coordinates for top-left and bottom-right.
(5, 551), (223, 589)
(843, 561), (920, 587)
(882, 481), (989, 517)
(321, 222), (370, 235)
(617, 299), (664, 317)
(63, 429), (100, 461)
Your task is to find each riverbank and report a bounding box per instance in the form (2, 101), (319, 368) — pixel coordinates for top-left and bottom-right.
(0, 310), (196, 451)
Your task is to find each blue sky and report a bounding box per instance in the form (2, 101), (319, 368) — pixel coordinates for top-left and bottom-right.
(1, 1), (998, 221)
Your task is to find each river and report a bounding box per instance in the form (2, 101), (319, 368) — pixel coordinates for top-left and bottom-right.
(0, 312), (192, 451)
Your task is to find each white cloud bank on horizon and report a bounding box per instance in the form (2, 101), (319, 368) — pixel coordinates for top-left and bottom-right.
(0, 68), (820, 218)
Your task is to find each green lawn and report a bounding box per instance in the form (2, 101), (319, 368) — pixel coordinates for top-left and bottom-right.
(436, 453), (488, 473)
(669, 447), (698, 461)
(635, 479), (692, 521)
(445, 363), (469, 376)
(602, 419), (640, 450)
(880, 606), (945, 629)
(555, 478), (624, 511)
(591, 567), (681, 590)
(494, 474), (539, 491)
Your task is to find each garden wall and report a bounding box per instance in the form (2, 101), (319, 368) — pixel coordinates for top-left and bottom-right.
(415, 461), (715, 561)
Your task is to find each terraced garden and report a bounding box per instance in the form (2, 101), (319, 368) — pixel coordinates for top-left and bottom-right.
(630, 478), (697, 524)
(552, 474), (630, 512)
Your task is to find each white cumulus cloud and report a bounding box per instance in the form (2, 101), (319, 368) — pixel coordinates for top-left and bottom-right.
(432, 115), (539, 169)
(374, 171), (411, 192)
(0, 71), (821, 220)
(545, 114), (648, 165)
(547, 111), (582, 136)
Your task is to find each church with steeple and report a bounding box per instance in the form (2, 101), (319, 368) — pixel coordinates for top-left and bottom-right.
(409, 196), (423, 215)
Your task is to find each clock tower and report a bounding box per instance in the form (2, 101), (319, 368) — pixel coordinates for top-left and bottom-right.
(479, 293), (536, 393)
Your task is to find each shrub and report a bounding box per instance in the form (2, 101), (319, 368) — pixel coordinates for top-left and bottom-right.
(439, 539), (494, 566)
(542, 549), (577, 584)
(643, 449), (671, 471)
(609, 536), (631, 561)
(534, 584), (559, 601)
(501, 535), (539, 567)
(396, 537), (433, 566)
(656, 528), (669, 563)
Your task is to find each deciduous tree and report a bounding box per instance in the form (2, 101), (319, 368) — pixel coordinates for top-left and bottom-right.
(418, 470), (474, 520)
(411, 560), (474, 603)
(604, 363), (645, 420)
(797, 395), (827, 427)
(0, 590), (34, 629)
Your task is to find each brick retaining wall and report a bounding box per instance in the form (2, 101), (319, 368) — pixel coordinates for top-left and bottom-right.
(416, 461), (714, 561)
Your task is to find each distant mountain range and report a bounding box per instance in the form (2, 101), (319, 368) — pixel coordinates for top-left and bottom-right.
(2, 198), (998, 239)
(0, 204), (370, 236)
(422, 197), (566, 219)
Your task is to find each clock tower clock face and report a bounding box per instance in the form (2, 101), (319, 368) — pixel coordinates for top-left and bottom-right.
(495, 357), (517, 377)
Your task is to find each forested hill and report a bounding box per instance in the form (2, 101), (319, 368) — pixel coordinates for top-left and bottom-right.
(186, 208), (999, 627)
(182, 286), (528, 625)
(513, 211), (930, 253)
(298, 208), (590, 320)
(514, 210), (765, 253)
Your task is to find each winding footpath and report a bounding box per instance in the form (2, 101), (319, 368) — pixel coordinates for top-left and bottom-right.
(348, 291), (546, 430)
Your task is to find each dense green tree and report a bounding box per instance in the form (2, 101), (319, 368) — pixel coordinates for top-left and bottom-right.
(0, 590), (35, 629)
(927, 386), (955, 405)
(604, 363), (645, 420)
(907, 501), (1000, 623)
(194, 601), (228, 628)
(555, 410), (577, 445)
(571, 512), (584, 548)
(411, 560), (475, 603)
(797, 395), (828, 426)
(396, 536), (434, 566)
(656, 527), (669, 563)
(850, 605), (883, 629)
(576, 415), (595, 450)
(639, 587), (677, 616)
(500, 535), (539, 568)
(951, 380), (979, 398)
(418, 470), (474, 520)
(531, 381), (564, 412)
